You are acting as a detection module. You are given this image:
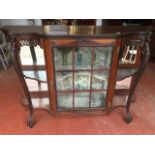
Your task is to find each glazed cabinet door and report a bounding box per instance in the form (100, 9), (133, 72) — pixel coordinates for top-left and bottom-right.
(43, 38), (120, 113)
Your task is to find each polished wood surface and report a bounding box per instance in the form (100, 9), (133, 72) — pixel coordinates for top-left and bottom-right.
(1, 25), (152, 37)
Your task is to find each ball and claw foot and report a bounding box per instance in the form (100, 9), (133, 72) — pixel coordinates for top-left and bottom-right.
(124, 112), (133, 124)
(27, 115), (34, 128)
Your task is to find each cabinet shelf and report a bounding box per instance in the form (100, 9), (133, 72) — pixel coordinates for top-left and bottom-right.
(22, 65), (46, 71)
(30, 91), (49, 98)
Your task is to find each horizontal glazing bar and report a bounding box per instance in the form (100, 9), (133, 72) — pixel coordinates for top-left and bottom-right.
(57, 107), (106, 111)
(57, 89), (107, 93)
(55, 68), (110, 72)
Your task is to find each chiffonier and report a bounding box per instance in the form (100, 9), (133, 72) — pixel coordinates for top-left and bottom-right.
(2, 26), (151, 128)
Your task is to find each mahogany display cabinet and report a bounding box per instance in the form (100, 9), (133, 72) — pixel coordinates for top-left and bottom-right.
(2, 26), (151, 128)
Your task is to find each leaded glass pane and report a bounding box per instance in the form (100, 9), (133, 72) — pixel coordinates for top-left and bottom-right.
(91, 92), (107, 108)
(54, 47), (72, 70)
(57, 93), (73, 108)
(74, 92), (89, 108)
(74, 71), (91, 90)
(55, 72), (73, 90)
(92, 71), (109, 90)
(93, 47), (113, 68)
(75, 47), (92, 69)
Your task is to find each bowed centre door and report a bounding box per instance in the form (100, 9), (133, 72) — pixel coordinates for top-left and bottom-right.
(44, 38), (119, 113)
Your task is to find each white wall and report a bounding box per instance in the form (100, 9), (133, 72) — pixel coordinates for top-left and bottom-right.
(0, 19), (30, 26)
(96, 19), (102, 26)
(33, 19), (42, 25)
(0, 19), (42, 27)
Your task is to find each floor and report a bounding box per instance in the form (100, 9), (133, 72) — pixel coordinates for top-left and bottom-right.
(0, 62), (155, 134)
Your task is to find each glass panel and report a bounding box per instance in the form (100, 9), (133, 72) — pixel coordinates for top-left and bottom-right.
(93, 47), (113, 69)
(115, 77), (131, 89)
(53, 46), (113, 110)
(75, 47), (92, 69)
(25, 79), (48, 91)
(74, 92), (89, 108)
(117, 69), (138, 81)
(20, 45), (45, 65)
(23, 97), (50, 110)
(57, 93), (73, 108)
(53, 47), (72, 70)
(32, 98), (50, 110)
(55, 72), (73, 90)
(23, 70), (47, 81)
(75, 71), (91, 90)
(92, 71), (109, 90)
(91, 92), (107, 108)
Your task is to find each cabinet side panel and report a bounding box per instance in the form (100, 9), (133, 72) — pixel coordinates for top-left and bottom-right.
(106, 39), (121, 112)
(43, 39), (57, 112)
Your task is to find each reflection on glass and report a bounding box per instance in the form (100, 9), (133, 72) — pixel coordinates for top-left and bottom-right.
(94, 47), (113, 68)
(23, 70), (47, 81)
(26, 79), (48, 91)
(53, 46), (113, 110)
(91, 92), (106, 108)
(57, 93), (73, 108)
(92, 71), (109, 90)
(54, 47), (72, 70)
(56, 72), (73, 90)
(23, 97), (50, 110)
(75, 71), (91, 90)
(116, 69), (137, 81)
(75, 47), (92, 69)
(20, 45), (45, 65)
(74, 92), (89, 108)
(115, 77), (131, 89)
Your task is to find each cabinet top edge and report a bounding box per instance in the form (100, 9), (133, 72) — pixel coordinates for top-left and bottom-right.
(1, 25), (152, 38)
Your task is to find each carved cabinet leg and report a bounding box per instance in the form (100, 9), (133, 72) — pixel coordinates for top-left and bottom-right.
(124, 41), (150, 124)
(27, 115), (34, 128)
(131, 93), (136, 103)
(124, 94), (133, 123)
(124, 111), (133, 123)
(11, 41), (35, 128)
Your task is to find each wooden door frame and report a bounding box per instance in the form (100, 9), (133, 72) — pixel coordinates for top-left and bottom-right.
(43, 38), (120, 114)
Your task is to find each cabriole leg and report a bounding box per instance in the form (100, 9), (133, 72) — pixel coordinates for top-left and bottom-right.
(27, 115), (34, 128)
(124, 41), (150, 123)
(124, 111), (132, 123)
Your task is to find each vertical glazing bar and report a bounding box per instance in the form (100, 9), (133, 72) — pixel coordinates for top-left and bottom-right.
(89, 47), (94, 108)
(72, 48), (75, 109)
(29, 46), (37, 64)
